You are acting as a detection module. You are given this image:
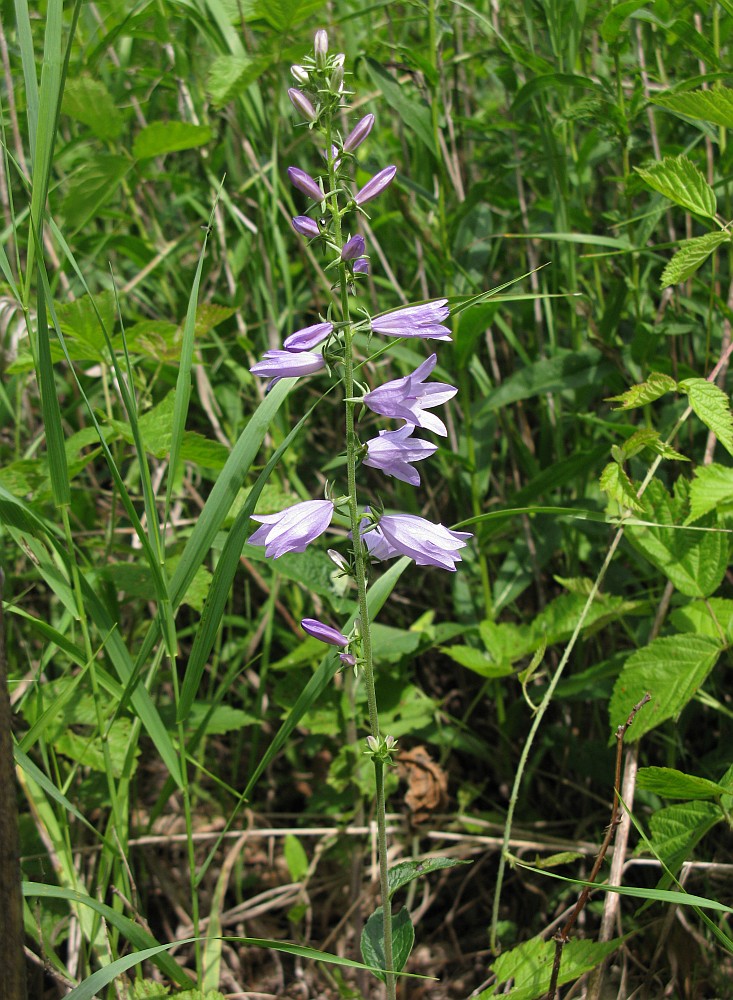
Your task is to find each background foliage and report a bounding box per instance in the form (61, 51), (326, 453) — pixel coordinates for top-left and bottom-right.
(3, 0), (733, 997)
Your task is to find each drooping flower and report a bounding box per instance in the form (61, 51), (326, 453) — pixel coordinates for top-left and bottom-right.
(358, 510), (399, 561)
(363, 514), (472, 571)
(292, 215), (320, 238)
(354, 165), (396, 206)
(363, 425), (437, 486)
(288, 88), (317, 122)
(283, 322), (333, 352)
(371, 299), (451, 341)
(341, 234), (366, 261)
(250, 350), (325, 378)
(354, 258), (370, 275)
(363, 354), (457, 437)
(248, 500), (334, 558)
(301, 618), (349, 647)
(288, 166), (323, 202)
(343, 114), (375, 153)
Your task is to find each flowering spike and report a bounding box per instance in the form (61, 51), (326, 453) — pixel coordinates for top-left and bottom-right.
(363, 425), (437, 485)
(370, 299), (451, 341)
(283, 322), (333, 352)
(363, 354), (457, 436)
(250, 349), (325, 378)
(354, 165), (396, 206)
(343, 114), (375, 153)
(341, 234), (366, 261)
(301, 618), (348, 647)
(248, 500), (334, 558)
(288, 166), (323, 203)
(292, 215), (320, 238)
(288, 88), (317, 122)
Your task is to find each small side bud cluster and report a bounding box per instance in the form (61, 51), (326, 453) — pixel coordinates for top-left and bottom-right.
(365, 734), (398, 763)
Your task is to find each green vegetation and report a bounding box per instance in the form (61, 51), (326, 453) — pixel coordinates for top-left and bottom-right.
(3, 1), (733, 997)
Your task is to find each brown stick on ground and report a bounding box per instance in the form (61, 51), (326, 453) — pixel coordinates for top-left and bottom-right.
(545, 692), (651, 1000)
(0, 568), (27, 999)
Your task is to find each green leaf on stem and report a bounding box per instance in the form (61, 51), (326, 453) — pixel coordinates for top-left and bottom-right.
(361, 906), (414, 983)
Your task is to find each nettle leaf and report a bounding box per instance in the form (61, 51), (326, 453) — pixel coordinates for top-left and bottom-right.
(688, 463), (733, 522)
(679, 378), (733, 457)
(361, 907), (414, 983)
(609, 634), (722, 740)
(622, 427), (688, 462)
(133, 122), (212, 160)
(62, 76), (124, 140)
(637, 767), (728, 801)
(387, 858), (470, 900)
(635, 155), (717, 219)
(600, 461), (643, 512)
(670, 598), (733, 641)
(661, 231), (729, 288)
(653, 87), (733, 129)
(607, 371), (677, 410)
(207, 54), (271, 109)
(628, 479), (728, 598)
(646, 801), (723, 870)
(482, 936), (622, 1000)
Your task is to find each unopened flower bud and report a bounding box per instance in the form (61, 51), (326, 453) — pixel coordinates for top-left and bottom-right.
(314, 29), (328, 68)
(343, 114), (375, 153)
(288, 166), (323, 203)
(288, 88), (317, 122)
(330, 65), (344, 92)
(354, 165), (397, 206)
(291, 64), (309, 84)
(341, 234), (365, 261)
(332, 53), (345, 68)
(292, 215), (320, 238)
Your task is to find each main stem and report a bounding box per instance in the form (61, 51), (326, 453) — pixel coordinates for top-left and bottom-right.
(327, 128), (396, 999)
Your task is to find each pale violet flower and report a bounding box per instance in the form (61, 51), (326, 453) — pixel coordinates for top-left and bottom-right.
(291, 64), (309, 85)
(371, 299), (451, 340)
(249, 500), (334, 558)
(250, 350), (325, 378)
(283, 322), (333, 352)
(288, 88), (317, 122)
(288, 166), (323, 202)
(341, 234), (366, 261)
(314, 29), (328, 64)
(292, 216), (320, 238)
(363, 354), (457, 437)
(355, 165), (396, 206)
(363, 514), (472, 571)
(301, 618), (348, 646)
(343, 114), (375, 153)
(363, 425), (437, 486)
(354, 258), (369, 275)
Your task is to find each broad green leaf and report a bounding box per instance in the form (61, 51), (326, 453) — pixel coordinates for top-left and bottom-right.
(361, 907), (414, 982)
(364, 59), (437, 156)
(207, 54), (270, 108)
(607, 371), (677, 410)
(637, 767), (728, 801)
(512, 72), (604, 112)
(621, 427), (687, 462)
(284, 835), (309, 882)
(387, 858), (470, 899)
(653, 87), (733, 129)
(599, 461), (643, 512)
(133, 122), (212, 159)
(480, 349), (613, 412)
(601, 0), (650, 42)
(647, 801), (723, 869)
(679, 378), (733, 458)
(635, 155), (717, 219)
(627, 480), (728, 597)
(688, 463), (733, 522)
(670, 598), (733, 641)
(479, 936), (622, 1000)
(440, 644), (514, 678)
(609, 634), (722, 740)
(661, 231), (729, 288)
(62, 76), (124, 139)
(61, 154), (129, 230)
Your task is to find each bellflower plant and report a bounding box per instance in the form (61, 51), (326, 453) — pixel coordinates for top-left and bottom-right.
(247, 31), (472, 996)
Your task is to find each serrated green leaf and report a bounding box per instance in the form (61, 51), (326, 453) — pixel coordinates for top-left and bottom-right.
(133, 122), (212, 160)
(661, 231), (729, 288)
(62, 76), (124, 140)
(440, 644), (514, 678)
(606, 371), (677, 410)
(647, 801), (723, 869)
(387, 858), (471, 899)
(688, 463), (733, 522)
(653, 87), (733, 128)
(600, 461), (643, 511)
(609, 634), (721, 740)
(637, 767), (727, 801)
(635, 155), (717, 218)
(360, 907), (414, 982)
(480, 936), (622, 1000)
(669, 598), (733, 641)
(627, 480), (728, 597)
(207, 54), (270, 108)
(621, 427), (687, 462)
(679, 378), (733, 457)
